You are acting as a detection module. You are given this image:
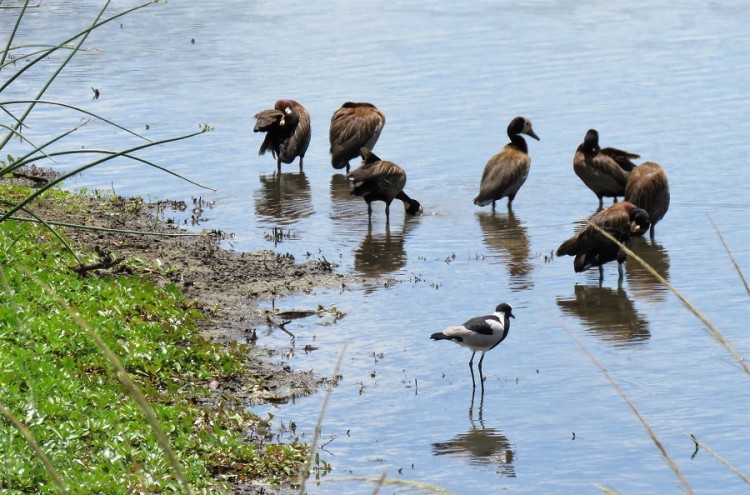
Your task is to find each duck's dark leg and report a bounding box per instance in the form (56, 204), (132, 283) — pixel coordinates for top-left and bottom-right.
(468, 351), (477, 389)
(478, 351), (486, 393)
(385, 202), (391, 224)
(298, 156), (304, 172)
(649, 225), (655, 241)
(276, 157), (282, 173)
(491, 200), (496, 212)
(598, 265), (604, 283)
(367, 202), (373, 223)
(507, 195), (515, 212)
(618, 261), (624, 280)
(597, 196), (604, 210)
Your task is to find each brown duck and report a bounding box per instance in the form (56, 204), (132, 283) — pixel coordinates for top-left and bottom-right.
(556, 201), (650, 281)
(624, 161), (670, 240)
(330, 102), (386, 172)
(253, 99), (311, 171)
(573, 129), (639, 208)
(347, 147), (422, 223)
(474, 116), (539, 211)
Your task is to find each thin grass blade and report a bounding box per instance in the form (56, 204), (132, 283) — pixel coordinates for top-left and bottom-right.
(0, 0), (30, 67)
(586, 220), (750, 376)
(0, 200), (81, 264)
(317, 476), (452, 494)
(0, 128), (208, 223)
(552, 313), (694, 495)
(298, 346), (347, 495)
(11, 148), (216, 191)
(0, 0), (112, 149)
(689, 434), (750, 484)
(0, 268), (69, 495)
(10, 119), (91, 166)
(21, 266), (192, 495)
(0, 1), (156, 96)
(1, 100), (151, 145)
(5, 215), (202, 238)
(708, 215), (750, 298)
(0, 124), (57, 165)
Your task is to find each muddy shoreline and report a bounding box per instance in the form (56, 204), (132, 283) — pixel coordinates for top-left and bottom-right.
(4, 167), (361, 492)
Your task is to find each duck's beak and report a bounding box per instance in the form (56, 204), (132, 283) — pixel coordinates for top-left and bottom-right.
(527, 129), (540, 141)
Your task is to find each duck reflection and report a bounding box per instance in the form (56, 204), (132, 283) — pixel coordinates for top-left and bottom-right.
(557, 284), (650, 344)
(477, 210), (533, 291)
(253, 171), (313, 226)
(432, 394), (516, 477)
(353, 218), (419, 277)
(626, 236), (671, 302)
(329, 173), (361, 221)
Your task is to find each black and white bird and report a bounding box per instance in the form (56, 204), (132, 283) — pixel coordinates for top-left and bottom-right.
(430, 303), (515, 393)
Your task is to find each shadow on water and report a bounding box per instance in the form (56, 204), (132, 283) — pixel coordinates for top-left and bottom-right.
(626, 236), (671, 302)
(432, 393), (516, 477)
(557, 284), (650, 345)
(353, 218), (420, 277)
(476, 210), (533, 291)
(253, 171), (314, 227)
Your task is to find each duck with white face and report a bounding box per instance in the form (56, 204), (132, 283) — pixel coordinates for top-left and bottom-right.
(474, 116), (540, 212)
(253, 99), (311, 171)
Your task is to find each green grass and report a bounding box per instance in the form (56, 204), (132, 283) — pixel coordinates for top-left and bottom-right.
(0, 187), (306, 493)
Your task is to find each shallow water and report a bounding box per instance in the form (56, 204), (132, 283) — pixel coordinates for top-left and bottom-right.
(4, 1), (750, 493)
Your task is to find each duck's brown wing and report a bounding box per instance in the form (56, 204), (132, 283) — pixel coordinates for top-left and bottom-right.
(475, 147), (530, 204)
(253, 109), (284, 132)
(330, 105), (385, 165)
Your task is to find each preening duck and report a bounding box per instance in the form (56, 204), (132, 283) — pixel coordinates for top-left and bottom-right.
(573, 129), (639, 208)
(347, 147), (422, 223)
(329, 102), (386, 172)
(556, 201), (650, 281)
(253, 99), (311, 171)
(624, 161), (670, 240)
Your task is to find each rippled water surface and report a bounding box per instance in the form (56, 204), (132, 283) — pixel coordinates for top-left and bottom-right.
(5, 1), (750, 493)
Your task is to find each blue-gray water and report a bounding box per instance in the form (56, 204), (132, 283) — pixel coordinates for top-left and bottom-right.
(4, 1), (750, 493)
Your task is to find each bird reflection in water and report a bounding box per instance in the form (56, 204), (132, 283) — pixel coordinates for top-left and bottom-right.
(353, 218), (419, 277)
(432, 393), (516, 477)
(253, 171), (314, 227)
(477, 210), (533, 291)
(329, 173), (361, 221)
(557, 284), (650, 345)
(626, 236), (671, 302)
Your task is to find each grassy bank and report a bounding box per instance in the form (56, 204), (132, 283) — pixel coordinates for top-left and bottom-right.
(0, 184), (306, 493)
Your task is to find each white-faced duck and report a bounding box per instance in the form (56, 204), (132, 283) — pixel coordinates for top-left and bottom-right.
(253, 99), (311, 172)
(556, 201), (650, 282)
(329, 102), (386, 172)
(573, 129), (640, 209)
(625, 161), (670, 240)
(474, 116), (539, 211)
(347, 147), (422, 223)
